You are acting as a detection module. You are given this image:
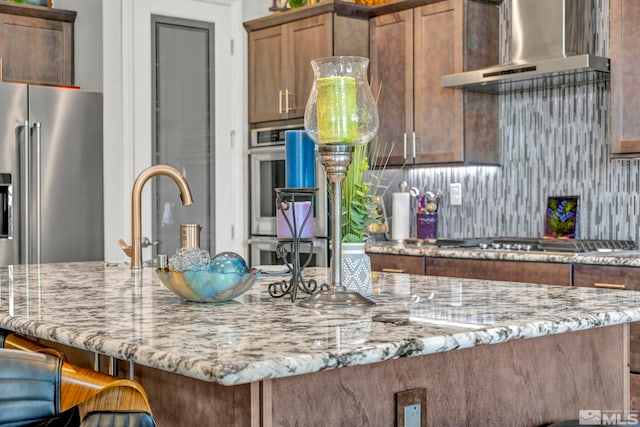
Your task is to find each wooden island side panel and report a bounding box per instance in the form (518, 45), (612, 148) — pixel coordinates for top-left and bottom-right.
(269, 325), (628, 426)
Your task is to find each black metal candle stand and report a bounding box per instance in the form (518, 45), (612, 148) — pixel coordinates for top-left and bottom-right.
(268, 188), (328, 302)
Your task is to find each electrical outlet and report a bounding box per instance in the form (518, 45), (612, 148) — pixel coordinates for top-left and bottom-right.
(450, 183), (462, 206)
(396, 388), (427, 427)
(404, 403), (421, 427)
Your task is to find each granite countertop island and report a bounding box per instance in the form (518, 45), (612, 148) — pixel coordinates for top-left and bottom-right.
(0, 261), (638, 426)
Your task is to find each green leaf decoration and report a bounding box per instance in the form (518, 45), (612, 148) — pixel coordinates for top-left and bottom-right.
(341, 140), (406, 242)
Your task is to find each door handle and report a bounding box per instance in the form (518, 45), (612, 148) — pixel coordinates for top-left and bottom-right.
(278, 90), (283, 114)
(33, 122), (42, 264)
(141, 237), (160, 248)
(20, 121), (30, 263)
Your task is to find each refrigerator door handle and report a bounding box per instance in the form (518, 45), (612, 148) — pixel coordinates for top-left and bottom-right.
(33, 122), (41, 265)
(20, 121), (30, 264)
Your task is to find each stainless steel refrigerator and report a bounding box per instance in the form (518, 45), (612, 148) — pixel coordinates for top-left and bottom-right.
(0, 82), (103, 265)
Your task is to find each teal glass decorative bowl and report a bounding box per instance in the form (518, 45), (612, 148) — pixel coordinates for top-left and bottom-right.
(156, 252), (260, 302)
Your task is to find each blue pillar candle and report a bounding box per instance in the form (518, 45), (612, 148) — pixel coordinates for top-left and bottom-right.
(285, 130), (316, 189)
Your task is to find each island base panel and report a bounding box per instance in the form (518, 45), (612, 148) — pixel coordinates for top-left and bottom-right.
(130, 365), (252, 426)
(267, 325), (627, 426)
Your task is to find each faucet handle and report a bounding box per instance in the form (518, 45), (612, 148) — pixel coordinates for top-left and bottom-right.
(118, 239), (132, 258)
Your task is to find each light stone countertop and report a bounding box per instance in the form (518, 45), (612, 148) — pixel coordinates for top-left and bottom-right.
(1, 261), (640, 386)
(366, 241), (640, 266)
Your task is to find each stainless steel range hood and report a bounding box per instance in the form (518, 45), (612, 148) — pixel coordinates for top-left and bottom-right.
(442, 0), (610, 94)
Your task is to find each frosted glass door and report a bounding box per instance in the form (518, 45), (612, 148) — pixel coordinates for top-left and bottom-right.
(152, 15), (215, 257)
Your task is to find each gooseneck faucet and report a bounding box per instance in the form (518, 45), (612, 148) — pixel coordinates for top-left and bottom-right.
(119, 164), (193, 269)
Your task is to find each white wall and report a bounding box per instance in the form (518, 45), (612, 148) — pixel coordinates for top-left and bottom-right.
(243, 0), (273, 20)
(55, 0), (103, 91)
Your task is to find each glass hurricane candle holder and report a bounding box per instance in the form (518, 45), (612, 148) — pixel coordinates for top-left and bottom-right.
(304, 56), (379, 146)
(300, 56), (379, 309)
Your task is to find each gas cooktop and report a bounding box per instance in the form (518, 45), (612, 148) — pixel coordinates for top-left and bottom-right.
(432, 237), (637, 253)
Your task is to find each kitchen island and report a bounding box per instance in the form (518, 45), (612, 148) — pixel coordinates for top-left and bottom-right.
(1, 262), (639, 426)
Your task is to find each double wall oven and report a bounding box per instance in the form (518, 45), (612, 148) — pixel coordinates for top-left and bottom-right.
(248, 124), (329, 267)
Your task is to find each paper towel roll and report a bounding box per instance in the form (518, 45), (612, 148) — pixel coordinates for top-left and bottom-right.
(391, 192), (410, 241)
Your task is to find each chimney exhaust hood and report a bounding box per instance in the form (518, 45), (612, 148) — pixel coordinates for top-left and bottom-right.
(442, 0), (610, 94)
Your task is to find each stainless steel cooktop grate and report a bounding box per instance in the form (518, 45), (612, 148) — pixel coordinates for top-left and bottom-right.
(433, 237), (636, 253)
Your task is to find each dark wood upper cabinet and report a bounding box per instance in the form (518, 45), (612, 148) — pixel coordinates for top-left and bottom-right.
(370, 0), (500, 166)
(248, 24), (285, 124)
(247, 13), (368, 124)
(610, 0), (640, 157)
(369, 9), (413, 165)
(0, 3), (75, 86)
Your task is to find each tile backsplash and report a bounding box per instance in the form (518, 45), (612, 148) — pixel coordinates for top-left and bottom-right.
(402, 0), (640, 243)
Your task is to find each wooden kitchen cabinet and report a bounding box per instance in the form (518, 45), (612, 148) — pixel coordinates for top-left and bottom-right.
(368, 253), (426, 275)
(0, 3), (75, 86)
(573, 264), (640, 291)
(369, 0), (499, 166)
(573, 263), (640, 411)
(573, 264), (640, 372)
(610, 0), (640, 157)
(426, 257), (572, 286)
(247, 13), (368, 124)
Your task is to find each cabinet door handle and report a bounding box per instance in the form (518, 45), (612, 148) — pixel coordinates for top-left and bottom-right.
(382, 268), (405, 273)
(278, 90), (283, 114)
(593, 282), (626, 290)
(412, 132), (416, 158)
(285, 89), (291, 113)
(403, 133), (407, 159)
